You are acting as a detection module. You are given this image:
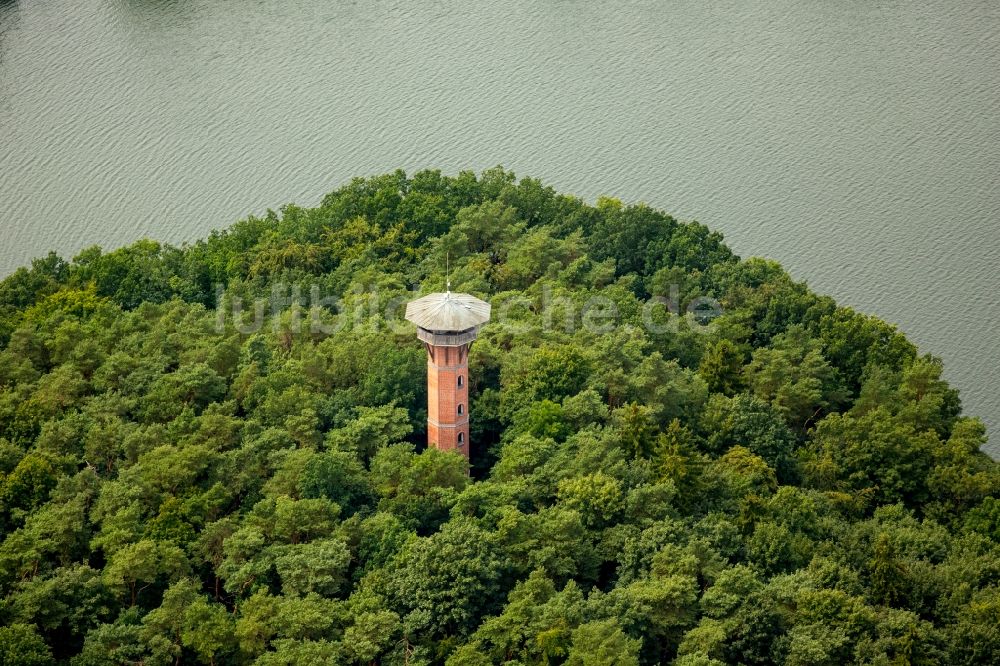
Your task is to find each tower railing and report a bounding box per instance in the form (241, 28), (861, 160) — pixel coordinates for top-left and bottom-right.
(415, 327), (480, 347)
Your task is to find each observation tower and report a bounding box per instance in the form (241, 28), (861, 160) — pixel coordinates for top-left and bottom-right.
(405, 289), (491, 458)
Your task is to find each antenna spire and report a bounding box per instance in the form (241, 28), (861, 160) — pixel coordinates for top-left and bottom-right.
(446, 251), (451, 293)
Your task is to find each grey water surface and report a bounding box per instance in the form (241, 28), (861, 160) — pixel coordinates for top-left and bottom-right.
(1, 0), (998, 452)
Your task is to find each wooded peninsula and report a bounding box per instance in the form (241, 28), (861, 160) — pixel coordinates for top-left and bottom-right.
(0, 169), (997, 665)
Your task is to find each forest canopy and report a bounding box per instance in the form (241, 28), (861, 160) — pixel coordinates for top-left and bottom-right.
(0, 168), (997, 665)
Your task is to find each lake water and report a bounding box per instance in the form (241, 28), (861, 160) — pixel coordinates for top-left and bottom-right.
(1, 0), (998, 453)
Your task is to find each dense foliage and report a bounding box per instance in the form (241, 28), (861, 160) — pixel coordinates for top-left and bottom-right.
(0, 168), (997, 665)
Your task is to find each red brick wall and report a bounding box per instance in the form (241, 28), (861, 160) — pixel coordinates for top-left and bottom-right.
(425, 343), (470, 459)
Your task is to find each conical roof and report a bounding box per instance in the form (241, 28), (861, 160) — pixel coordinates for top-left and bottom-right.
(405, 291), (491, 333)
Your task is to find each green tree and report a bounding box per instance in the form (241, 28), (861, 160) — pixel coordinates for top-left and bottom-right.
(382, 518), (508, 642)
(275, 538), (351, 597)
(0, 623), (54, 666)
(870, 534), (908, 607)
(142, 578), (235, 665)
(0, 453), (59, 527)
(565, 619), (641, 666)
(703, 394), (797, 481)
(326, 405), (413, 467)
(298, 450), (375, 516)
(746, 325), (847, 431)
(101, 539), (189, 606)
(698, 339), (746, 396)
(370, 444), (469, 532)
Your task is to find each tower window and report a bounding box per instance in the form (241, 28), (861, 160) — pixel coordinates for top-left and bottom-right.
(457, 403), (464, 416)
(457, 375), (464, 388)
(458, 432), (465, 445)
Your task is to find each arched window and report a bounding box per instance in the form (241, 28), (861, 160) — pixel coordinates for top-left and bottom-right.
(457, 375), (464, 388)
(458, 432), (465, 445)
(457, 403), (464, 416)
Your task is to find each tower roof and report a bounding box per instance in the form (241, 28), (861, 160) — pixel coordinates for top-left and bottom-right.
(405, 291), (491, 333)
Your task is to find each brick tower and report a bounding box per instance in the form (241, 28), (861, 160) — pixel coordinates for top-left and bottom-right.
(405, 290), (491, 458)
